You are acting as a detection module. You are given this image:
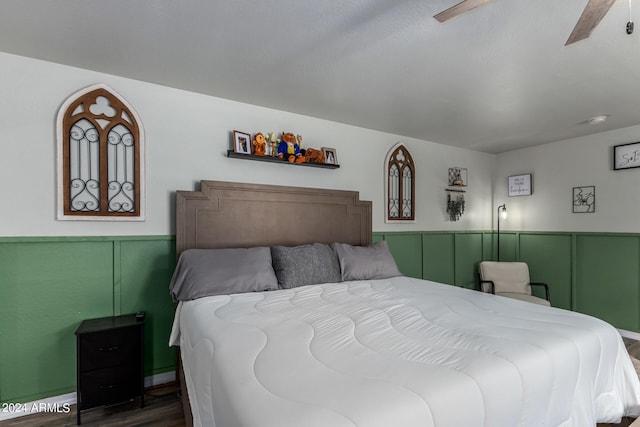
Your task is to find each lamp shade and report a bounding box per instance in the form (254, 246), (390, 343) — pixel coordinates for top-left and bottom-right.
(499, 205), (507, 220)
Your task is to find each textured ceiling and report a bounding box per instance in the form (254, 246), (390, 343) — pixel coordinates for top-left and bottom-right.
(1, 0), (639, 153)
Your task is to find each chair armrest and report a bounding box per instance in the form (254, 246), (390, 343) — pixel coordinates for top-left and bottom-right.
(479, 279), (496, 294)
(530, 282), (550, 302)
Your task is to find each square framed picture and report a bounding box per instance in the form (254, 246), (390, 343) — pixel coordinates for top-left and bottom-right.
(233, 130), (252, 155)
(508, 174), (532, 196)
(613, 142), (640, 170)
(572, 186), (595, 213)
(322, 147), (337, 165)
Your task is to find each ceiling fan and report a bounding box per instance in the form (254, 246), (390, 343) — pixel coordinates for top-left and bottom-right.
(433, 0), (619, 46)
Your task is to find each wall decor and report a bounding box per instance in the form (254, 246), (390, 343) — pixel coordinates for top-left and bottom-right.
(233, 130), (252, 154)
(573, 186), (595, 213)
(508, 174), (532, 196)
(56, 83), (145, 220)
(446, 189), (465, 221)
(322, 147), (338, 165)
(385, 143), (415, 222)
(228, 131), (338, 169)
(613, 142), (640, 170)
(448, 167), (467, 186)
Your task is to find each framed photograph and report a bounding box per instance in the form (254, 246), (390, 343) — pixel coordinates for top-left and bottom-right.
(613, 142), (640, 170)
(508, 174), (532, 196)
(573, 186), (595, 213)
(233, 130), (252, 155)
(448, 167), (468, 186)
(322, 147), (337, 165)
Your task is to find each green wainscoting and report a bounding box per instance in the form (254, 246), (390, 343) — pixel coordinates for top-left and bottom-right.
(0, 236), (176, 404)
(575, 235), (640, 331)
(374, 231), (493, 288)
(375, 231), (640, 333)
(2, 231), (640, 404)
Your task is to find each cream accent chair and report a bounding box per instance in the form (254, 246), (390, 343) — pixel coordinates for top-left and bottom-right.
(478, 261), (551, 306)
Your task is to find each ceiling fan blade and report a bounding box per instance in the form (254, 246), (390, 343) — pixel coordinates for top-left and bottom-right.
(434, 0), (493, 23)
(566, 0), (617, 45)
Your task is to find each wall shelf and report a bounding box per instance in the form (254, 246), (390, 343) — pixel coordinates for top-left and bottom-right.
(227, 150), (340, 169)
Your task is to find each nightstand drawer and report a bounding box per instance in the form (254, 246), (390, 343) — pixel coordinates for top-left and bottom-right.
(79, 365), (141, 408)
(79, 327), (141, 371)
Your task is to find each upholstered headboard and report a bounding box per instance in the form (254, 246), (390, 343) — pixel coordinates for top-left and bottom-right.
(175, 180), (372, 256)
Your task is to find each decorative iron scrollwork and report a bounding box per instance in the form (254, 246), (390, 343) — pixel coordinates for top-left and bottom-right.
(57, 84), (143, 219)
(386, 144), (415, 222)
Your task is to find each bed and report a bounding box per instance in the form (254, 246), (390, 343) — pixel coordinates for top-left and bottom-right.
(169, 180), (640, 427)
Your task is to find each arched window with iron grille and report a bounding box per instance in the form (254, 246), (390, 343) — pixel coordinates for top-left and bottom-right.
(385, 143), (415, 222)
(57, 84), (145, 220)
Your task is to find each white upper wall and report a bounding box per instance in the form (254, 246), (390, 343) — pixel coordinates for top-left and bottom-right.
(495, 125), (640, 232)
(0, 52), (494, 237)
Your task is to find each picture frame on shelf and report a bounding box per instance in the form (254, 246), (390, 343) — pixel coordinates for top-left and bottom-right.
(573, 186), (595, 213)
(508, 174), (532, 196)
(448, 167), (468, 186)
(322, 147), (338, 165)
(613, 142), (640, 170)
(233, 130), (252, 155)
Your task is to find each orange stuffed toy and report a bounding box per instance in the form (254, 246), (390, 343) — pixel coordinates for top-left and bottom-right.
(304, 148), (326, 163)
(252, 132), (267, 156)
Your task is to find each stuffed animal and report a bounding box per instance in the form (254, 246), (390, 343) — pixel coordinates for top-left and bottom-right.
(252, 132), (267, 156)
(277, 132), (305, 163)
(304, 147), (326, 163)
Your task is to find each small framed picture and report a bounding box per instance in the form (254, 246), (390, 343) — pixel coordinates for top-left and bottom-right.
(233, 130), (252, 155)
(508, 174), (532, 196)
(573, 186), (595, 213)
(613, 142), (640, 170)
(322, 147), (337, 165)
(448, 167), (468, 186)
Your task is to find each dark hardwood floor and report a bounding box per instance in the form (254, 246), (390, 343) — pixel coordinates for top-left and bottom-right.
(0, 382), (185, 427)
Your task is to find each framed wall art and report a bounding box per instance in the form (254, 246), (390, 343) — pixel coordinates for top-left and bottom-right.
(508, 174), (532, 196)
(233, 130), (252, 154)
(322, 147), (338, 165)
(613, 142), (640, 170)
(572, 186), (595, 213)
(448, 167), (467, 186)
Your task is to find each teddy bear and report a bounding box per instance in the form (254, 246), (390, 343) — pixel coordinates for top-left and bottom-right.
(277, 132), (305, 163)
(252, 132), (267, 156)
(304, 147), (326, 163)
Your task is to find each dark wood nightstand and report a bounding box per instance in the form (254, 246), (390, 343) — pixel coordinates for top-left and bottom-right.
(75, 313), (145, 425)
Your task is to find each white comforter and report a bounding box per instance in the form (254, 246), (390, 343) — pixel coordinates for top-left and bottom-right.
(170, 276), (640, 427)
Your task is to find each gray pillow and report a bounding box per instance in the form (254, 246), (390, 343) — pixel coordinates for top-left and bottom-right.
(271, 243), (341, 289)
(332, 241), (402, 281)
(169, 247), (278, 301)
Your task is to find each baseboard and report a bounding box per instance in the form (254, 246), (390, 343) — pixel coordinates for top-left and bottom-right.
(144, 370), (176, 388)
(0, 371), (176, 421)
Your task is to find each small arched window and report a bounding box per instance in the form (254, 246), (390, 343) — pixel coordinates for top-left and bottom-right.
(385, 143), (415, 222)
(57, 84), (145, 220)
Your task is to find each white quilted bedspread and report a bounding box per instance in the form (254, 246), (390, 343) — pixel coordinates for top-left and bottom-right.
(170, 276), (640, 427)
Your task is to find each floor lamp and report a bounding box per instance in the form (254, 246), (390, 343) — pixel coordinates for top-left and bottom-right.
(497, 204), (507, 261)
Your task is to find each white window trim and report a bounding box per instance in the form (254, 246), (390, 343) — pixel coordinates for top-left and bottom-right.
(56, 83), (146, 221)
